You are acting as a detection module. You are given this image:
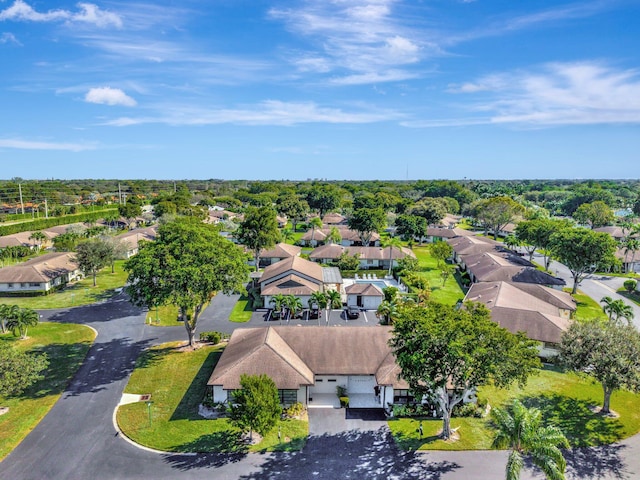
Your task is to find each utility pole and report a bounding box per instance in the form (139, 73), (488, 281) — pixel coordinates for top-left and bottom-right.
(44, 198), (49, 218)
(118, 183), (122, 204)
(18, 183), (25, 214)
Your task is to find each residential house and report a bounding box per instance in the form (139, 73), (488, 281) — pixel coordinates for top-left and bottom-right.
(465, 281), (575, 357)
(259, 256), (342, 308)
(207, 326), (409, 409)
(250, 242), (302, 268)
(0, 252), (82, 294)
(322, 213), (348, 225)
(309, 245), (416, 270)
(114, 226), (157, 258)
(423, 226), (473, 244)
(300, 226), (381, 247)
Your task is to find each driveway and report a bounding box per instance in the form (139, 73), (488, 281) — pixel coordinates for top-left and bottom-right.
(308, 408), (387, 436)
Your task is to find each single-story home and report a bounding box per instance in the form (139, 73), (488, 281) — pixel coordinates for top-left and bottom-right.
(345, 283), (384, 309)
(300, 226), (381, 247)
(309, 245), (416, 270)
(464, 281), (574, 357)
(423, 226), (473, 243)
(207, 326), (410, 409)
(114, 226), (157, 258)
(259, 256), (342, 308)
(321, 213), (348, 225)
(250, 242), (302, 268)
(0, 252), (82, 294)
(448, 235), (504, 264)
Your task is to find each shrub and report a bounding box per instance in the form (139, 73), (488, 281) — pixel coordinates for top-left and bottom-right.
(452, 402), (483, 418)
(199, 331), (221, 344)
(339, 396), (350, 408)
(391, 403), (429, 418)
(624, 279), (638, 294)
(283, 402), (305, 418)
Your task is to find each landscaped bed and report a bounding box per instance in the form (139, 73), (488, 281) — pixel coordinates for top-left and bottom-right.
(117, 341), (307, 453)
(388, 365), (640, 451)
(0, 322), (96, 460)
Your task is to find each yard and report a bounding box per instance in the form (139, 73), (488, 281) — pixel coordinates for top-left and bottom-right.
(0, 322), (95, 460)
(411, 246), (466, 305)
(117, 341), (307, 453)
(0, 260), (128, 309)
(388, 365), (640, 451)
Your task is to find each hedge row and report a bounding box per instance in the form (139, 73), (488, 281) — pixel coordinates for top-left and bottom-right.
(0, 208), (118, 237)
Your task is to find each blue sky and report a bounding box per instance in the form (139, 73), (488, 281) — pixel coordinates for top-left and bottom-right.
(1, 0), (639, 180)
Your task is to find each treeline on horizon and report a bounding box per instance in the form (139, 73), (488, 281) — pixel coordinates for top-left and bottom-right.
(1, 178), (639, 218)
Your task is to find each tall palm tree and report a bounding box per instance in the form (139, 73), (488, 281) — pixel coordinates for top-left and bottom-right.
(326, 289), (342, 309)
(309, 217), (323, 246)
(29, 231), (46, 251)
(601, 296), (635, 324)
(309, 291), (328, 325)
(7, 307), (40, 339)
(326, 226), (342, 245)
(269, 293), (287, 320)
(284, 295), (303, 319)
(375, 300), (398, 325)
(491, 399), (569, 480)
(0, 303), (19, 334)
(381, 236), (403, 277)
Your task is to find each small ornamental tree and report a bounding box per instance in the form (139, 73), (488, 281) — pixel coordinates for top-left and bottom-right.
(624, 279), (638, 294)
(75, 237), (113, 286)
(229, 374), (282, 442)
(0, 343), (49, 398)
(390, 302), (540, 440)
(560, 319), (640, 414)
(429, 241), (453, 268)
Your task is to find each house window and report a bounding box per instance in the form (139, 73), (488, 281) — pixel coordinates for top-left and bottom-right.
(278, 389), (298, 405)
(226, 389), (238, 402)
(393, 389), (416, 404)
(30, 283), (41, 287)
(327, 379), (337, 383)
(7, 283), (13, 288)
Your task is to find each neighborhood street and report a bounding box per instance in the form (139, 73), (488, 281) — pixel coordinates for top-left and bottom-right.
(1, 280), (640, 479)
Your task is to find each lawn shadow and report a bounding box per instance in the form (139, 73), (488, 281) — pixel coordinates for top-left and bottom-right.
(520, 393), (625, 447)
(170, 350), (222, 421)
(162, 430), (248, 470)
(238, 428), (459, 480)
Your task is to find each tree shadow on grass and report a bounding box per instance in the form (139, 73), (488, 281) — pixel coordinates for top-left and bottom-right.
(162, 430), (249, 470)
(170, 350), (222, 421)
(520, 393), (625, 447)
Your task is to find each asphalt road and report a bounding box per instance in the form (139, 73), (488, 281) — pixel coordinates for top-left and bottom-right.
(1, 287), (640, 479)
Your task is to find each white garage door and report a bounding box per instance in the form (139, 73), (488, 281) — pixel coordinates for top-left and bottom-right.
(309, 376), (347, 395)
(348, 375), (376, 394)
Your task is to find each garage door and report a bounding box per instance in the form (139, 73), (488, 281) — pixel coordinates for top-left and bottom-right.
(309, 376), (347, 395)
(348, 376), (376, 394)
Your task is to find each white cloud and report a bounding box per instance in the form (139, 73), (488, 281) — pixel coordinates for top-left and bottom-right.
(0, 1), (122, 28)
(0, 138), (95, 151)
(85, 87), (137, 106)
(0, 32), (20, 44)
(102, 100), (401, 127)
(330, 69), (418, 86)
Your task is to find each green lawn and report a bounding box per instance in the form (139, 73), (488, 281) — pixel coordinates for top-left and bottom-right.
(411, 246), (466, 305)
(117, 342), (307, 453)
(0, 322), (95, 460)
(146, 304), (181, 327)
(1, 260), (128, 309)
(388, 366), (640, 451)
(229, 294), (253, 323)
(618, 288), (640, 307)
(569, 289), (608, 321)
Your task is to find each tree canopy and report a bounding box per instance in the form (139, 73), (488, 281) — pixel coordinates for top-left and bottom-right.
(237, 206), (280, 272)
(390, 302), (540, 439)
(124, 218), (249, 347)
(229, 373), (282, 442)
(347, 208), (386, 245)
(0, 342), (49, 398)
(470, 196), (525, 239)
(75, 237), (113, 286)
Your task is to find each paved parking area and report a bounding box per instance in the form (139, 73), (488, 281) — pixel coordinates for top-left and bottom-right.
(250, 308), (379, 327)
(308, 408), (388, 436)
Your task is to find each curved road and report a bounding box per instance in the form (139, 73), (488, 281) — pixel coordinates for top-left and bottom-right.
(1, 287), (639, 479)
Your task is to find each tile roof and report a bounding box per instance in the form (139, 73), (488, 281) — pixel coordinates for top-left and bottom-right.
(260, 256), (324, 285)
(345, 283), (383, 296)
(260, 274), (321, 296)
(309, 245), (416, 261)
(0, 252), (78, 284)
(260, 242), (302, 259)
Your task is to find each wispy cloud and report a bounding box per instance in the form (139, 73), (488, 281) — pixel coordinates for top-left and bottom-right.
(85, 87), (136, 106)
(0, 138), (96, 151)
(0, 31), (20, 44)
(269, 0), (428, 85)
(409, 62), (640, 127)
(103, 100), (402, 126)
(0, 1), (122, 28)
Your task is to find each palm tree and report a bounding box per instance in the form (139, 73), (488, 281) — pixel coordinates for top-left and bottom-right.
(381, 236), (403, 277)
(309, 217), (323, 246)
(326, 289), (342, 309)
(0, 303), (19, 334)
(600, 296), (615, 320)
(281, 228), (295, 244)
(309, 291), (328, 325)
(7, 307), (40, 339)
(375, 300), (398, 325)
(491, 399), (569, 480)
(269, 293), (287, 320)
(601, 296), (635, 324)
(326, 226), (342, 245)
(284, 295), (303, 319)
(29, 231), (46, 251)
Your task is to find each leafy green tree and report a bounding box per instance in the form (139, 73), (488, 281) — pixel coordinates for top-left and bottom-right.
(470, 196), (525, 240)
(390, 302), (540, 439)
(440, 264), (455, 286)
(549, 228), (618, 294)
(335, 251), (360, 271)
(6, 307), (40, 339)
(347, 208), (386, 246)
(125, 218), (249, 347)
(395, 214), (427, 243)
(0, 342), (49, 398)
(516, 218), (573, 268)
(229, 374), (282, 442)
(491, 399), (569, 480)
(429, 241), (453, 268)
(408, 197), (448, 226)
(276, 196), (309, 232)
(560, 319), (640, 414)
(118, 202), (142, 229)
(306, 185), (342, 216)
(75, 237), (113, 286)
(53, 232), (82, 252)
(624, 279), (638, 294)
(573, 201), (614, 229)
(237, 206), (280, 272)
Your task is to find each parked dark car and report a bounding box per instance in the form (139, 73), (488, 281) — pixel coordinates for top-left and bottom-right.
(345, 305), (360, 319)
(308, 307), (320, 319)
